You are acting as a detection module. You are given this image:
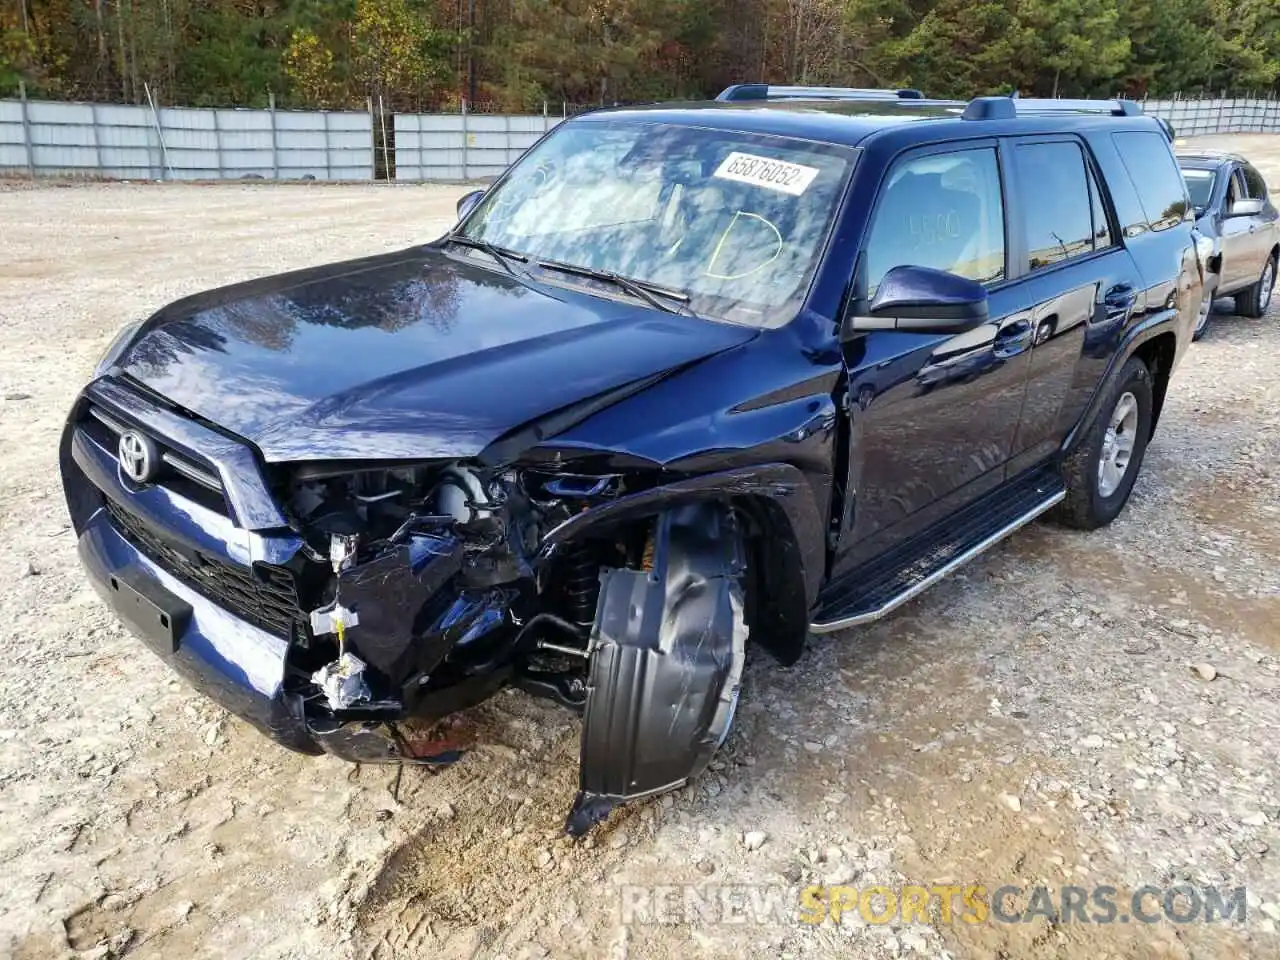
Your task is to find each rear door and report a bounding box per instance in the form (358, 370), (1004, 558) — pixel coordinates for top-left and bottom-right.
(835, 141), (1035, 573)
(1004, 136), (1138, 473)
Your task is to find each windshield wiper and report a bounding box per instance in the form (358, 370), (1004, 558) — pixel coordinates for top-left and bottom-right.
(535, 259), (698, 318)
(444, 233), (531, 281)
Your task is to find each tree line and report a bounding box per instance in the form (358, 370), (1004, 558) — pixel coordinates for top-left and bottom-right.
(3, 0), (1279, 112)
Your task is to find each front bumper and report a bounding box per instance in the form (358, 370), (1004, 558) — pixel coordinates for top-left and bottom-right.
(61, 381), (512, 762)
(77, 509), (321, 753)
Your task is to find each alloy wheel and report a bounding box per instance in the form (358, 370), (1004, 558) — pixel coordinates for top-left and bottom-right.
(1098, 391), (1139, 498)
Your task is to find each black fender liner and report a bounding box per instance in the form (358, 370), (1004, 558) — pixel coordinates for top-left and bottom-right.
(565, 503), (747, 835)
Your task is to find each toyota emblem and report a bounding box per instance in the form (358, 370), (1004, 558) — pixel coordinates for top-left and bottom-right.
(118, 430), (158, 484)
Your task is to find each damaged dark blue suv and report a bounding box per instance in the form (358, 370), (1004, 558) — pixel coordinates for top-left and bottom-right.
(61, 86), (1200, 834)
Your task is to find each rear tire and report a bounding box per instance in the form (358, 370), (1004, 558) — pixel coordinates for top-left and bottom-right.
(1234, 254), (1276, 318)
(1052, 356), (1153, 530)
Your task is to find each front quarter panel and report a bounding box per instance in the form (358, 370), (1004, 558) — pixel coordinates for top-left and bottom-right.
(547, 326), (840, 503)
(544, 326), (842, 605)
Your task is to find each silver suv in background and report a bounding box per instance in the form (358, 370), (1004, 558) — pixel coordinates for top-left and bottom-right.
(1178, 150), (1280, 339)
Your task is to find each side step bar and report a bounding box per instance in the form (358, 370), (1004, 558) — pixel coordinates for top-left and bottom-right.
(810, 468), (1065, 633)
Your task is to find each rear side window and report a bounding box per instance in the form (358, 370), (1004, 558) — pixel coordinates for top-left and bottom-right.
(862, 147), (1006, 296)
(1242, 163), (1269, 201)
(1112, 131), (1190, 232)
(1014, 141), (1096, 271)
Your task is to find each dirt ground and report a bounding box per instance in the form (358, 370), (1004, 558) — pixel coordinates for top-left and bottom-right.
(1, 133), (1278, 960)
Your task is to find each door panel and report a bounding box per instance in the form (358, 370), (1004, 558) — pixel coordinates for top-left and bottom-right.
(837, 289), (1033, 573)
(1005, 256), (1142, 474)
(1004, 136), (1146, 473)
(1008, 280), (1096, 469)
(1220, 168), (1254, 291)
(835, 142), (1030, 576)
(1240, 162), (1277, 278)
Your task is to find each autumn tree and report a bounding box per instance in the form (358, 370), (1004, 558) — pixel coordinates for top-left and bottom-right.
(3, 0), (1280, 107)
(283, 26), (337, 106)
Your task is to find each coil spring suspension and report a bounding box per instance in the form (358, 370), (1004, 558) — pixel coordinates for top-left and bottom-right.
(562, 542), (601, 628)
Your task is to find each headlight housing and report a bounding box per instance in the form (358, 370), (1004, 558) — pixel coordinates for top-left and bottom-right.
(94, 320), (142, 376)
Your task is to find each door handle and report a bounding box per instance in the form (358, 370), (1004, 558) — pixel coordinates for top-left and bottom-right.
(993, 319), (1033, 358)
(1103, 284), (1137, 320)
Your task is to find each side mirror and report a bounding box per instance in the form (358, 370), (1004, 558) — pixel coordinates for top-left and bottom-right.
(456, 189), (485, 221)
(1227, 198), (1264, 218)
(845, 264), (990, 337)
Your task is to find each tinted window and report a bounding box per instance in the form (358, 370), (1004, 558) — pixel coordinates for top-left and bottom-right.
(1015, 142), (1094, 270)
(1112, 131), (1190, 232)
(1242, 163), (1269, 200)
(863, 148), (1005, 295)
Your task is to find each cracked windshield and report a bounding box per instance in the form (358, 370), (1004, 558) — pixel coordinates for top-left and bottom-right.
(456, 119), (854, 326)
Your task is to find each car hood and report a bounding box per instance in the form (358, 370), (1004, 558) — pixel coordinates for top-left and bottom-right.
(116, 246), (756, 463)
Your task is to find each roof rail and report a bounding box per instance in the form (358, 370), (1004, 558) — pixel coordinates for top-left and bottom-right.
(962, 96), (1144, 120)
(717, 84), (926, 102)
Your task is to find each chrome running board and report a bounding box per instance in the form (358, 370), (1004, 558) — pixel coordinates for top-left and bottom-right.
(809, 485), (1065, 634)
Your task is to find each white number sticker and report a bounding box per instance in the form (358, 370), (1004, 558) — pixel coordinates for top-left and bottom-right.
(712, 151), (820, 196)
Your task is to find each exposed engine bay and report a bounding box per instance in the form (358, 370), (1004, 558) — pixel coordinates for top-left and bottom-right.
(273, 459), (745, 834)
(283, 460), (610, 704)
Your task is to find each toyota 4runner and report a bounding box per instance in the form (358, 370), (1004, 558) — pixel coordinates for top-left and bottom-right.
(61, 86), (1201, 835)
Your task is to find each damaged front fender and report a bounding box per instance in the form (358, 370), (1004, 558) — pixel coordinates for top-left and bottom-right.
(536, 462), (825, 607)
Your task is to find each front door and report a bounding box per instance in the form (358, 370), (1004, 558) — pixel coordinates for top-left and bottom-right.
(835, 142), (1034, 574)
(1219, 166), (1255, 291)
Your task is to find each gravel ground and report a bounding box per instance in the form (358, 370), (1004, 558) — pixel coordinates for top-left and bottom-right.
(1, 134), (1279, 960)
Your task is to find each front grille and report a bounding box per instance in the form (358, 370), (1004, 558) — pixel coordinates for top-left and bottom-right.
(106, 499), (306, 642)
(85, 405), (228, 516)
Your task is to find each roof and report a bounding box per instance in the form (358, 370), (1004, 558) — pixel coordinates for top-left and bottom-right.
(574, 98), (1165, 149)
